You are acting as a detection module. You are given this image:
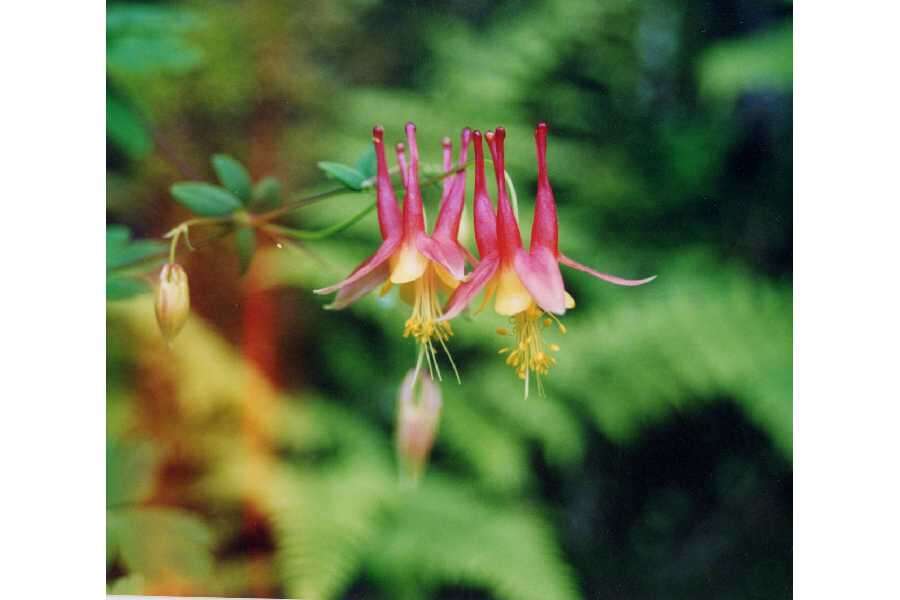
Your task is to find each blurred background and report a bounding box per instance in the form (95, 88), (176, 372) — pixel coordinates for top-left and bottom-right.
(106, 0), (792, 598)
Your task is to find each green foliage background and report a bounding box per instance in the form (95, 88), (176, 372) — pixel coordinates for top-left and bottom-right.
(107, 0), (792, 598)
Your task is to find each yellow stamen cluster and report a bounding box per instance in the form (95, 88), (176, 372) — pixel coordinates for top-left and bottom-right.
(496, 303), (566, 397)
(403, 265), (458, 382)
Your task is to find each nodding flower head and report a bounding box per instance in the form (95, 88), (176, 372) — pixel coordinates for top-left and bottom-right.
(155, 263), (190, 343)
(442, 123), (656, 396)
(395, 369), (442, 483)
(314, 123), (473, 381)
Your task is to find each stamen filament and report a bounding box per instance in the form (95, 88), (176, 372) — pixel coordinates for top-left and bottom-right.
(403, 264), (459, 383)
(500, 303), (564, 398)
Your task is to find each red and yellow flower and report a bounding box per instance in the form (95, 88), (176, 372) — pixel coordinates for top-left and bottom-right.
(442, 123), (656, 394)
(315, 123), (472, 379)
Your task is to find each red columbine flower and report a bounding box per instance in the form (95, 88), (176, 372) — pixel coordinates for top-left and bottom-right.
(442, 123), (656, 395)
(315, 123), (472, 379)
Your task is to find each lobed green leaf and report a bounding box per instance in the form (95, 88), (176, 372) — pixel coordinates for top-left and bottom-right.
(212, 154), (253, 204)
(317, 161), (367, 191)
(107, 238), (166, 271)
(251, 176), (282, 210)
(170, 182), (242, 216)
(354, 146), (377, 179)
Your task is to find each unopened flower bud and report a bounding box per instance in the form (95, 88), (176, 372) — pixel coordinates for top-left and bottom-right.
(395, 370), (442, 483)
(155, 263), (190, 342)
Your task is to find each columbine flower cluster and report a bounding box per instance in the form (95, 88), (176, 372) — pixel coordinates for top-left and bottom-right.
(316, 122), (655, 395)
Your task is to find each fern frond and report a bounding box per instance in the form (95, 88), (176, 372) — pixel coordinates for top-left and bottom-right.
(271, 464), (390, 600)
(369, 475), (580, 600)
(552, 261), (792, 456)
(438, 389), (531, 493)
(268, 401), (394, 600)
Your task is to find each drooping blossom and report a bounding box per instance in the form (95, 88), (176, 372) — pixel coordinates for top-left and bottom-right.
(155, 263), (190, 343)
(442, 124), (656, 394)
(395, 369), (442, 483)
(314, 123), (472, 379)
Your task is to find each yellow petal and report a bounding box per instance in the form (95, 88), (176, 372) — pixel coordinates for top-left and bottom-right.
(434, 263), (460, 290)
(390, 244), (428, 284)
(564, 291), (576, 309)
(379, 280), (393, 297)
(494, 268), (533, 316)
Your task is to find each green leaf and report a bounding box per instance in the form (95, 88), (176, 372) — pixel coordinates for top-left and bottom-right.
(106, 276), (152, 301)
(106, 225), (164, 299)
(107, 95), (152, 159)
(110, 507), (215, 581)
(235, 227), (256, 275)
(355, 146), (377, 179)
(107, 438), (158, 508)
(212, 154), (253, 204)
(317, 161), (367, 191)
(107, 237), (166, 271)
(251, 176), (282, 210)
(170, 182), (242, 216)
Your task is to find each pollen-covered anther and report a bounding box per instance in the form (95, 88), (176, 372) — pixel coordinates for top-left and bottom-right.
(500, 303), (564, 396)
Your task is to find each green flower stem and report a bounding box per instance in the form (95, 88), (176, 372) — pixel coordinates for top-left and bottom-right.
(163, 216), (233, 263)
(254, 187), (354, 223)
(158, 158), (488, 264)
(263, 201), (376, 241)
(109, 226), (234, 276)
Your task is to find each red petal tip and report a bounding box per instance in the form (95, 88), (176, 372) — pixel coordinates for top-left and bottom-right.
(405, 122), (420, 162)
(373, 126), (384, 142)
(535, 123), (548, 149)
